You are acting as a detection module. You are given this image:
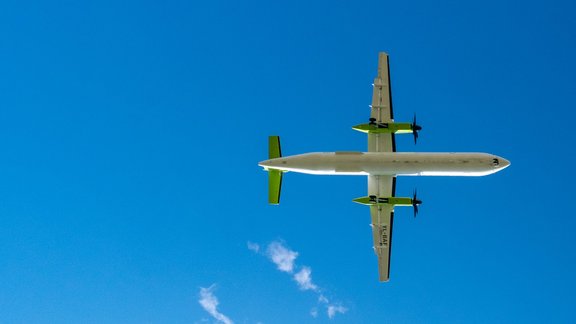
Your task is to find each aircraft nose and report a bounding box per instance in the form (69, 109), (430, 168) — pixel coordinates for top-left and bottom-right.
(500, 158), (511, 169)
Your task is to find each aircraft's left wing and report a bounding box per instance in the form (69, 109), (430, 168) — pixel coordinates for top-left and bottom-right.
(368, 175), (396, 282)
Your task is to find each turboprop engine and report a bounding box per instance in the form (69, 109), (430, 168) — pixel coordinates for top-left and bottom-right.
(353, 190), (422, 217)
(352, 114), (422, 144)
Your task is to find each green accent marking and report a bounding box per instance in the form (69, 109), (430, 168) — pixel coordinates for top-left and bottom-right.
(268, 136), (282, 159)
(353, 196), (414, 206)
(386, 197), (413, 206)
(352, 197), (375, 205)
(352, 122), (414, 134)
(268, 170), (282, 205)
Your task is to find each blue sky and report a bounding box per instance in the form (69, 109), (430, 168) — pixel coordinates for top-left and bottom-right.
(0, 0), (575, 323)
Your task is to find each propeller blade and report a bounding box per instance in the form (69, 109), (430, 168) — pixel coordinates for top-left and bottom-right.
(412, 189), (421, 218)
(412, 114), (422, 144)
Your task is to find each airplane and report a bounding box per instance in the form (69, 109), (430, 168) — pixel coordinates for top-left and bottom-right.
(258, 52), (510, 282)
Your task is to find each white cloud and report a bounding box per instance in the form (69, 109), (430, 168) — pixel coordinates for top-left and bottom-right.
(293, 267), (318, 291)
(247, 241), (260, 253)
(310, 307), (318, 318)
(319, 294), (348, 319)
(318, 294), (329, 304)
(198, 285), (234, 324)
(250, 240), (348, 320)
(266, 241), (298, 273)
(327, 305), (348, 319)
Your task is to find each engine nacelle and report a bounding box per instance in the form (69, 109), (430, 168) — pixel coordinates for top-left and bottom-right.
(353, 195), (414, 206)
(353, 122), (415, 134)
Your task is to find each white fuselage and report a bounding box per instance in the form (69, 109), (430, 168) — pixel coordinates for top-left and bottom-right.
(259, 152), (510, 176)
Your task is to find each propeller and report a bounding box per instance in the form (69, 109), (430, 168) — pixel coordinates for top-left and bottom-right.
(412, 189), (422, 218)
(412, 114), (422, 144)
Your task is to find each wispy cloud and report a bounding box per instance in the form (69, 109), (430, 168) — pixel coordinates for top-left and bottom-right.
(319, 294), (348, 319)
(293, 266), (318, 291)
(310, 307), (318, 318)
(247, 241), (260, 253)
(266, 241), (298, 273)
(249, 240), (347, 319)
(327, 305), (348, 319)
(198, 285), (234, 324)
(318, 294), (329, 304)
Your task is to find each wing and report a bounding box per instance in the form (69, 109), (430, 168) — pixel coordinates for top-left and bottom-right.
(368, 52), (396, 153)
(368, 175), (396, 282)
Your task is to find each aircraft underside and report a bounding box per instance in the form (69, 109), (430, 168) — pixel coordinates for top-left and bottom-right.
(258, 52), (510, 282)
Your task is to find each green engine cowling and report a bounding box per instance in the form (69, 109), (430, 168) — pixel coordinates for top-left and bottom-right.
(352, 122), (414, 134)
(353, 196), (415, 206)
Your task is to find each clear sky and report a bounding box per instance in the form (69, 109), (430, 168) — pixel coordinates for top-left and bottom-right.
(1, 0), (575, 323)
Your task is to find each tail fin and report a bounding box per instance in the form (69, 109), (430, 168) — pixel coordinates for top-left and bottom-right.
(269, 136), (282, 159)
(268, 136), (282, 204)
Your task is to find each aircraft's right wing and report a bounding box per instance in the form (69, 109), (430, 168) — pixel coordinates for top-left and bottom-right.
(368, 52), (396, 153)
(368, 175), (396, 282)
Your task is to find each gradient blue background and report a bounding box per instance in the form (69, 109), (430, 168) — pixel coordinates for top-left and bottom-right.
(0, 0), (575, 323)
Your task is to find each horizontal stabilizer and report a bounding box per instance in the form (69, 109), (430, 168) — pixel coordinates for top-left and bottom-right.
(268, 169), (282, 204)
(269, 136), (282, 159)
